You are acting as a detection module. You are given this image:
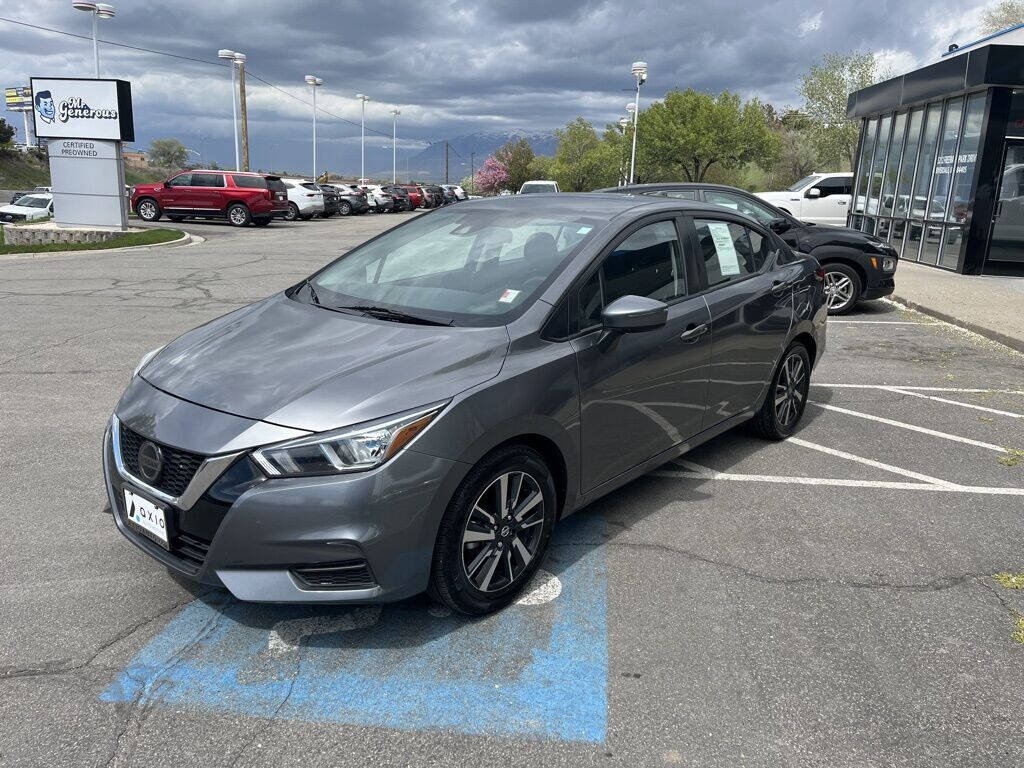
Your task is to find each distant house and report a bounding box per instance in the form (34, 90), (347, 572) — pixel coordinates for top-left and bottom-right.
(123, 151), (148, 168)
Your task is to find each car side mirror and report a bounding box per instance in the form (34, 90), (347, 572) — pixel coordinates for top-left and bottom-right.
(769, 216), (792, 234)
(602, 295), (668, 333)
(806, 187), (821, 198)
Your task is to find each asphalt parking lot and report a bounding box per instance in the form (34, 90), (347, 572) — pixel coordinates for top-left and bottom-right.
(1, 212), (1023, 767)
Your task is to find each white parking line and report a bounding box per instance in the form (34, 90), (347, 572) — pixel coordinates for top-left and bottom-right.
(828, 320), (933, 325)
(786, 436), (957, 487)
(808, 401), (1010, 453)
(813, 384), (1024, 394)
(653, 461), (1024, 496)
(880, 386), (1023, 418)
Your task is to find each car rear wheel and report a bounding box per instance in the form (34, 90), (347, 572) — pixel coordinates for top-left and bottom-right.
(750, 342), (811, 440)
(429, 445), (556, 615)
(339, 201), (352, 215)
(284, 203), (299, 222)
(227, 203), (251, 227)
(822, 263), (861, 315)
(136, 198), (161, 222)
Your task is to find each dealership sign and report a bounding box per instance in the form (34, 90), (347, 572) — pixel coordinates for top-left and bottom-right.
(29, 78), (134, 141)
(5, 86), (32, 112)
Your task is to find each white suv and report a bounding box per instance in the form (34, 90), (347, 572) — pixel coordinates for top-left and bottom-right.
(519, 180), (559, 194)
(441, 184), (467, 201)
(756, 172), (853, 226)
(281, 178), (325, 221)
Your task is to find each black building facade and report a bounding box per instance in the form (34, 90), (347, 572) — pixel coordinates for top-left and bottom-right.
(847, 43), (1024, 275)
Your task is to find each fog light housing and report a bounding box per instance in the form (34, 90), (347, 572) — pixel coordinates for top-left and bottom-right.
(882, 257), (897, 272)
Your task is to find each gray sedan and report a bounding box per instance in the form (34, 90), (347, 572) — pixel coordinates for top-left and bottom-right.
(103, 194), (827, 614)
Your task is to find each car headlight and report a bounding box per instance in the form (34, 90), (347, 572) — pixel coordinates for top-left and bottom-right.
(882, 256), (897, 272)
(132, 346), (164, 378)
(251, 403), (448, 477)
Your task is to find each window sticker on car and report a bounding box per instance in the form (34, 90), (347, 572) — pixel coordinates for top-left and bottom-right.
(706, 222), (741, 276)
(577, 226), (592, 234)
(498, 289), (521, 303)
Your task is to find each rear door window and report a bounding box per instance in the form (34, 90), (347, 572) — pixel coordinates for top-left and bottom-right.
(693, 219), (770, 288)
(191, 173), (225, 187)
(231, 175), (268, 189)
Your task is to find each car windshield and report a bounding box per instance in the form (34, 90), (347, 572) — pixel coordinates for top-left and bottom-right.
(306, 206), (602, 326)
(520, 184), (553, 194)
(18, 196), (50, 208)
(787, 175), (820, 191)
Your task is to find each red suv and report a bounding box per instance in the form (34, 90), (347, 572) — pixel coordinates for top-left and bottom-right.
(401, 185), (423, 208)
(131, 170), (289, 227)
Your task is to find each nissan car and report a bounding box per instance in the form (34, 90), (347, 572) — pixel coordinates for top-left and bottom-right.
(103, 194), (826, 614)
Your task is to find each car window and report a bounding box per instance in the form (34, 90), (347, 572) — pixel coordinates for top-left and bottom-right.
(231, 175), (268, 189)
(166, 173), (192, 187)
(301, 183), (320, 191)
(787, 174), (820, 191)
(811, 177), (852, 197)
(578, 220), (686, 328)
(694, 219), (769, 288)
(703, 190), (778, 226)
(191, 173), (225, 187)
(646, 189), (697, 200)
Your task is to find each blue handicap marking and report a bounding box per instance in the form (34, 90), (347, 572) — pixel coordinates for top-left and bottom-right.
(100, 513), (607, 742)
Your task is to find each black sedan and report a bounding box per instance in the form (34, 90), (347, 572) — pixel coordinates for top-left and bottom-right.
(383, 185), (415, 212)
(321, 184), (369, 215)
(317, 184), (342, 218)
(599, 183), (899, 315)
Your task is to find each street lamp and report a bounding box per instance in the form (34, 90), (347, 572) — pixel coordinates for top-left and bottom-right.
(305, 75), (323, 179)
(628, 61), (648, 184)
(218, 49), (241, 171)
(618, 117), (630, 186)
(72, 1), (115, 78)
(390, 108), (401, 183)
(356, 93), (369, 181)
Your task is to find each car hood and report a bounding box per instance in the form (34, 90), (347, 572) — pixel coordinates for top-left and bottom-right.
(755, 191), (797, 203)
(140, 293), (510, 433)
(0, 204), (40, 215)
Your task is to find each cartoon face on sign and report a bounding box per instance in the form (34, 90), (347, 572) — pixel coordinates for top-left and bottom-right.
(34, 90), (55, 124)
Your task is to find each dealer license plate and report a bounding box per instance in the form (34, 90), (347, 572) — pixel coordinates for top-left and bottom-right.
(123, 488), (169, 549)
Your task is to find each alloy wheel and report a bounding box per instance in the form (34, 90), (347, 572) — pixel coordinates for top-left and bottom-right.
(823, 270), (854, 311)
(229, 206), (247, 225)
(138, 201), (157, 220)
(461, 471), (546, 593)
(774, 352), (807, 427)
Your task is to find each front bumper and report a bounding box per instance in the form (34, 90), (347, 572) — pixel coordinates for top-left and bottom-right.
(103, 385), (469, 603)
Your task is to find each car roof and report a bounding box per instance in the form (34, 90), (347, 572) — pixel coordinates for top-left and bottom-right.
(450, 192), (726, 218)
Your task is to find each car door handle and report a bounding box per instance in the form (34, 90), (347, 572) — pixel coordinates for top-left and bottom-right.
(680, 323), (708, 342)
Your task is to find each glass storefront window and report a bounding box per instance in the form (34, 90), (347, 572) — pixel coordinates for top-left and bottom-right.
(948, 93), (985, 224)
(911, 103), (943, 223)
(879, 112), (907, 216)
(938, 226), (965, 269)
(920, 223), (943, 264)
(853, 118), (878, 214)
(894, 108), (923, 219)
(929, 97), (964, 221)
(890, 220), (907, 254)
(866, 114), (892, 214)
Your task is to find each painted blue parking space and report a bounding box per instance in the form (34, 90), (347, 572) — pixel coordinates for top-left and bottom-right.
(101, 513), (607, 742)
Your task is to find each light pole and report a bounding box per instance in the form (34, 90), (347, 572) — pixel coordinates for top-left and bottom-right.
(390, 108), (400, 183)
(235, 52), (249, 171)
(72, 2), (115, 78)
(305, 75), (323, 179)
(356, 93), (369, 181)
(628, 61), (648, 185)
(218, 49), (240, 171)
(618, 117), (629, 185)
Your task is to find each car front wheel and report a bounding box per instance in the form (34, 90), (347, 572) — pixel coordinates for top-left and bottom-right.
(750, 342), (811, 440)
(429, 445), (556, 615)
(136, 198), (161, 222)
(822, 263), (861, 315)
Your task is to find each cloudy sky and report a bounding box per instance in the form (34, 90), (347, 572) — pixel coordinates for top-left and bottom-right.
(0, 0), (993, 177)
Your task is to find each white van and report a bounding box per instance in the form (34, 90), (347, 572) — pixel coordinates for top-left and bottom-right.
(519, 180), (560, 194)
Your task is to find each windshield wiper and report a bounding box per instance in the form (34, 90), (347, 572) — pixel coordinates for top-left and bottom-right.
(339, 305), (453, 326)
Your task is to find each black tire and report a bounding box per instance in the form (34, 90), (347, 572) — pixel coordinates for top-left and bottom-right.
(750, 342), (811, 440)
(167, 215), (185, 222)
(253, 217), (271, 227)
(822, 262), (862, 316)
(339, 201), (352, 216)
(136, 198), (161, 222)
(284, 202), (300, 222)
(429, 445), (557, 615)
(227, 203), (252, 227)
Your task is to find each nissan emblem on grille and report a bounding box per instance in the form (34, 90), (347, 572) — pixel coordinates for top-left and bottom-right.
(137, 441), (163, 483)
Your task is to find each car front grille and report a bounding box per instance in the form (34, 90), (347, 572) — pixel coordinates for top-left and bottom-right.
(291, 560), (376, 590)
(119, 423), (204, 498)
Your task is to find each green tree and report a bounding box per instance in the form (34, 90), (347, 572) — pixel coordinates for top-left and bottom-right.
(0, 117), (15, 147)
(527, 153), (555, 182)
(799, 52), (877, 169)
(495, 137), (536, 191)
(549, 117), (618, 191)
(640, 89), (779, 182)
(981, 0), (1024, 33)
(148, 138), (188, 169)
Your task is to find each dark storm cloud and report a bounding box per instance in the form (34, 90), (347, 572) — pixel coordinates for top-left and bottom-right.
(0, 0), (986, 174)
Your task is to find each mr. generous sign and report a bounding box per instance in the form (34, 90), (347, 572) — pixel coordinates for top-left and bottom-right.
(30, 78), (134, 142)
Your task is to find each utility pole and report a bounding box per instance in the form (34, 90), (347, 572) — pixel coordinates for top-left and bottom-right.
(444, 140), (449, 184)
(237, 54), (250, 171)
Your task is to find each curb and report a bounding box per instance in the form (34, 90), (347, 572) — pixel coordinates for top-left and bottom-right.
(0, 229), (196, 260)
(890, 293), (1024, 355)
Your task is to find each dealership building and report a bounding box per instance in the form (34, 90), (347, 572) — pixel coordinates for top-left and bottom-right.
(846, 26), (1024, 275)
